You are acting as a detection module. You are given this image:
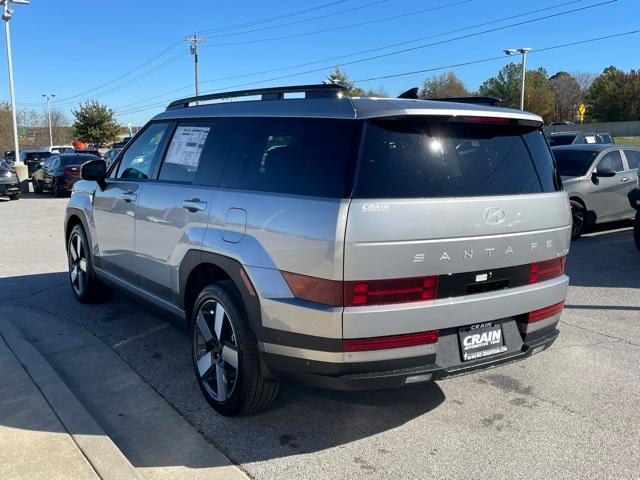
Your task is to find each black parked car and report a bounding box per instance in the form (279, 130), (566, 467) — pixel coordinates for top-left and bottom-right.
(629, 174), (640, 252)
(547, 131), (614, 147)
(20, 150), (52, 176)
(32, 153), (100, 197)
(0, 159), (20, 200)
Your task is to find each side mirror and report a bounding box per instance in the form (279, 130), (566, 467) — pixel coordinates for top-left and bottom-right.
(81, 159), (106, 190)
(592, 168), (616, 178)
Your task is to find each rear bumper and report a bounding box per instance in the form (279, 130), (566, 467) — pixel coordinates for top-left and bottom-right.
(264, 325), (559, 391)
(0, 181), (20, 196)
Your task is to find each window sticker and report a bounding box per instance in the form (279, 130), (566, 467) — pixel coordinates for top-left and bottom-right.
(165, 126), (210, 167)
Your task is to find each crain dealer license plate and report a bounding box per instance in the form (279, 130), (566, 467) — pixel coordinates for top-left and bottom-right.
(458, 321), (508, 361)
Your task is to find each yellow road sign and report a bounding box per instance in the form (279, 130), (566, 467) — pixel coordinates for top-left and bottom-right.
(578, 103), (586, 123)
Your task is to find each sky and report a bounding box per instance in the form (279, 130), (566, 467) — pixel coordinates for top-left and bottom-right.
(1, 0), (638, 125)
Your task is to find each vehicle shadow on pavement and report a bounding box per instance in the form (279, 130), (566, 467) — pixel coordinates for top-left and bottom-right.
(567, 226), (640, 290)
(0, 271), (447, 468)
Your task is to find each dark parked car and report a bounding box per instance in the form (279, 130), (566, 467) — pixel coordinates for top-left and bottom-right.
(3, 150), (15, 164)
(32, 153), (100, 196)
(0, 159), (20, 200)
(19, 150), (53, 176)
(75, 148), (101, 157)
(629, 172), (640, 252)
(547, 131), (614, 147)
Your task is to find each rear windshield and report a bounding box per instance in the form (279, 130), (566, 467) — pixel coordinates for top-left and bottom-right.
(24, 152), (51, 160)
(355, 119), (558, 198)
(552, 149), (599, 177)
(548, 135), (576, 147)
(61, 156), (86, 166)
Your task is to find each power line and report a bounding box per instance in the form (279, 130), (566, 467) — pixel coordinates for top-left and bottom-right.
(353, 29), (640, 83)
(19, 1), (350, 106)
(112, 0), (587, 112)
(114, 28), (637, 117)
(196, 0), (348, 35)
(200, 0), (389, 40)
(201, 0), (471, 47)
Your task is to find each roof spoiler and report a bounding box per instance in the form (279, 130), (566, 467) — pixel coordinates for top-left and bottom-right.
(429, 96), (502, 107)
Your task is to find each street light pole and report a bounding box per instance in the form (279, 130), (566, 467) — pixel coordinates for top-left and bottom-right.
(1, 0), (29, 169)
(185, 34), (206, 98)
(42, 92), (55, 147)
(503, 47), (532, 111)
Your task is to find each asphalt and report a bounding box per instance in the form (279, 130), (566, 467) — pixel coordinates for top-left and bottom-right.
(0, 193), (639, 480)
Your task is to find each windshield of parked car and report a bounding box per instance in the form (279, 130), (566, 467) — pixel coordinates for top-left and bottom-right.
(552, 149), (600, 177)
(355, 119), (558, 198)
(548, 134), (576, 147)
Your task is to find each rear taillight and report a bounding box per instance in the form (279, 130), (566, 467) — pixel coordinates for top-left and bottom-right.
(529, 257), (566, 284)
(527, 301), (564, 323)
(280, 272), (438, 307)
(344, 276), (438, 306)
(343, 330), (439, 352)
(64, 167), (80, 175)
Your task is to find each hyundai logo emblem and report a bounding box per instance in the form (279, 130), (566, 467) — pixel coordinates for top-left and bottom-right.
(482, 207), (506, 226)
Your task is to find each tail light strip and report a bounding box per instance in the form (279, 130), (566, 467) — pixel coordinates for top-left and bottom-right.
(281, 256), (565, 308)
(343, 330), (439, 352)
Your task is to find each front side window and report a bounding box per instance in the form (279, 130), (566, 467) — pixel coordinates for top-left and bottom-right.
(117, 122), (171, 179)
(159, 123), (214, 183)
(597, 150), (623, 172)
(355, 119), (557, 199)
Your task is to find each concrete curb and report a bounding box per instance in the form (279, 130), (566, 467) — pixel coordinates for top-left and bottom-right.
(0, 319), (141, 480)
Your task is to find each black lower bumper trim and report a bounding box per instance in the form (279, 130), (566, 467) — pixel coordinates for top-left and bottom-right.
(264, 329), (559, 391)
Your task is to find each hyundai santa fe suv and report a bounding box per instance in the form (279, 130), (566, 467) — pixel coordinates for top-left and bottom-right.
(65, 84), (571, 416)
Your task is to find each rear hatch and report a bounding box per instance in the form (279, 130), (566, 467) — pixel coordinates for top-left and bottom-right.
(344, 116), (571, 303)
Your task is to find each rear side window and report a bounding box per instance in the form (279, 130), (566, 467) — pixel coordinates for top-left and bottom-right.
(222, 118), (361, 198)
(355, 119), (558, 199)
(624, 150), (640, 169)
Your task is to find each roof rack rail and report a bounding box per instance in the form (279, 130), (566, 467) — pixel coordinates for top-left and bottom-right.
(166, 83), (347, 110)
(428, 96), (501, 107)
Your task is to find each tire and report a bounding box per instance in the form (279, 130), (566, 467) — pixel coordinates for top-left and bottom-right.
(634, 212), (640, 253)
(33, 179), (43, 194)
(8, 193), (19, 200)
(570, 199), (586, 240)
(67, 224), (109, 303)
(191, 281), (278, 416)
(52, 178), (64, 197)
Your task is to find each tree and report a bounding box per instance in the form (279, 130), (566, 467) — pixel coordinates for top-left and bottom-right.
(549, 72), (582, 122)
(419, 71), (469, 99)
(585, 66), (640, 122)
(72, 100), (120, 146)
(365, 86), (389, 98)
(479, 63), (555, 122)
(325, 66), (365, 97)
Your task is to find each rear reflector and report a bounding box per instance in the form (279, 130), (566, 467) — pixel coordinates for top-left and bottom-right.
(529, 257), (566, 284)
(527, 301), (564, 323)
(344, 276), (438, 306)
(343, 330), (439, 352)
(281, 271), (343, 307)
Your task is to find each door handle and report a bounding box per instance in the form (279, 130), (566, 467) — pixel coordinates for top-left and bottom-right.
(621, 177), (630, 183)
(182, 198), (207, 213)
(122, 190), (137, 203)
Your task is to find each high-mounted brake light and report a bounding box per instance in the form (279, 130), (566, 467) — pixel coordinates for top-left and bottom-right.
(529, 257), (566, 284)
(343, 330), (439, 352)
(454, 116), (511, 124)
(527, 301), (564, 323)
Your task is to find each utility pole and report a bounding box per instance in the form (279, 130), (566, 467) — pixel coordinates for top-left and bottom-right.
(503, 47), (532, 111)
(185, 34), (206, 98)
(1, 0), (28, 179)
(42, 92), (55, 147)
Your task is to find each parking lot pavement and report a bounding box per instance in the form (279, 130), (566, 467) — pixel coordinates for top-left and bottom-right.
(1, 194), (639, 480)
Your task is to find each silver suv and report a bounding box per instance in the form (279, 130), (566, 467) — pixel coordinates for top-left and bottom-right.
(65, 84), (571, 416)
